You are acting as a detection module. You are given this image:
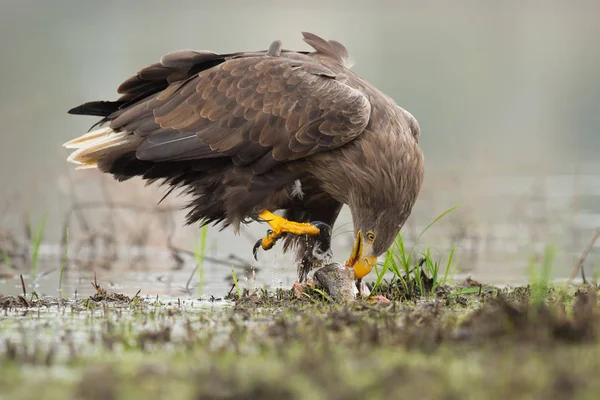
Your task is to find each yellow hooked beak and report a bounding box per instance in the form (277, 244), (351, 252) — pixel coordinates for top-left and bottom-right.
(345, 230), (377, 279)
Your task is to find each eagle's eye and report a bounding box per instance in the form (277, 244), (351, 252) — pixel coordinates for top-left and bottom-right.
(366, 231), (376, 242)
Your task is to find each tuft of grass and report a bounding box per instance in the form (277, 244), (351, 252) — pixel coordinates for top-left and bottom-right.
(30, 214), (48, 281)
(307, 287), (333, 303)
(529, 243), (557, 306)
(421, 245), (456, 295)
(59, 228), (69, 298)
(231, 266), (241, 299)
(194, 225), (208, 297)
(372, 207), (459, 299)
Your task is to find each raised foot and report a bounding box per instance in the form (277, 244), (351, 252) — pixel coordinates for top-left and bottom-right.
(252, 210), (324, 260)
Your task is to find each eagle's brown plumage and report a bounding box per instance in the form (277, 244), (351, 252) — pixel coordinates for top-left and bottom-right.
(65, 32), (424, 282)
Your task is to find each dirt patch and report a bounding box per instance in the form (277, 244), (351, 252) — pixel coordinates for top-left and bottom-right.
(87, 277), (134, 303)
(458, 288), (600, 343)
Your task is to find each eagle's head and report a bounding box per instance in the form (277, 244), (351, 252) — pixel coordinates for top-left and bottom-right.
(344, 117), (424, 279)
(345, 203), (417, 279)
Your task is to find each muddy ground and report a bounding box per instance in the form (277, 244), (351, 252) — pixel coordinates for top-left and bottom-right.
(1, 280), (600, 400)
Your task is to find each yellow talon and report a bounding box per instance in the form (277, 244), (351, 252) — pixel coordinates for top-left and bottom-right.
(253, 211), (322, 258)
(258, 210), (321, 237)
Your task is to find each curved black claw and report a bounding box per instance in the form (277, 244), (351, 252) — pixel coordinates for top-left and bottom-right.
(253, 229), (277, 261)
(310, 221), (332, 243)
(308, 221), (333, 261)
(253, 239), (262, 261)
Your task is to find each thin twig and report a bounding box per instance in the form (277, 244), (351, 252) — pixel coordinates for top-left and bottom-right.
(568, 228), (600, 283)
(92, 271), (98, 289)
(185, 265), (198, 295)
(227, 283), (236, 297)
(129, 289), (142, 304)
(169, 245), (251, 269)
(20, 274), (26, 297)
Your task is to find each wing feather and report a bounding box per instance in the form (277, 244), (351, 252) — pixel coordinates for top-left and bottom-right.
(72, 33), (371, 173)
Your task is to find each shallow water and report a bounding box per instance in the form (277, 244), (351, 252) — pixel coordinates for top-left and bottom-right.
(2, 166), (600, 299)
(0, 245), (281, 299)
(0, 220), (597, 299)
(0, 295), (232, 368)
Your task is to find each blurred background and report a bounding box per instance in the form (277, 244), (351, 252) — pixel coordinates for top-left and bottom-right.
(0, 0), (599, 297)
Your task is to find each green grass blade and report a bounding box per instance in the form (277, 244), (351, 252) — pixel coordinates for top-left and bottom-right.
(311, 287), (331, 302)
(31, 214), (48, 281)
(448, 286), (484, 298)
(424, 249), (437, 281)
(372, 263), (387, 293)
(383, 239), (402, 277)
(542, 244), (555, 282)
(194, 225), (208, 297)
(59, 227), (69, 297)
(231, 266), (241, 299)
(531, 243), (556, 305)
(373, 247), (397, 293)
(396, 234), (412, 275)
(416, 205), (460, 241)
(388, 250), (402, 277)
(443, 245), (456, 284)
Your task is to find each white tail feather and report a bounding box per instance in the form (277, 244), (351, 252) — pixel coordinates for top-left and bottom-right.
(63, 126), (112, 149)
(75, 163), (98, 170)
(65, 127), (133, 168)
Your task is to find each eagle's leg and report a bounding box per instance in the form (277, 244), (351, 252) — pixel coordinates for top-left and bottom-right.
(253, 210), (322, 259)
(296, 225), (333, 282)
(288, 200), (341, 283)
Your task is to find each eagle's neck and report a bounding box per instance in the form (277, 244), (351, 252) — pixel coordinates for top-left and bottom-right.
(310, 102), (423, 203)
